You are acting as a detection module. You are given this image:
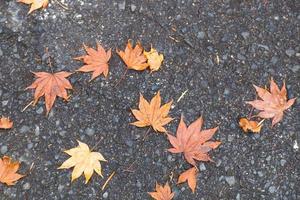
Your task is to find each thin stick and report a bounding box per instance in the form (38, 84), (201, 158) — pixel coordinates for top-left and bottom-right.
(101, 171), (115, 191)
(54, 0), (69, 10)
(22, 101), (34, 112)
(142, 127), (152, 141)
(114, 69), (128, 87)
(177, 89), (188, 103)
(91, 139), (102, 151)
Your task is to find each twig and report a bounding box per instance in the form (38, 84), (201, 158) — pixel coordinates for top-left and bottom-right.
(177, 89), (188, 103)
(54, 0), (69, 10)
(102, 171), (115, 191)
(22, 101), (34, 112)
(114, 69), (128, 87)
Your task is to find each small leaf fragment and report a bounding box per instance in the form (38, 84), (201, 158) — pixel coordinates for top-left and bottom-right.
(177, 167), (198, 193)
(18, 0), (49, 14)
(239, 118), (263, 133)
(0, 117), (13, 129)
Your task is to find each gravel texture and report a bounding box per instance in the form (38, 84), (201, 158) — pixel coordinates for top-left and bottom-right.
(0, 0), (299, 199)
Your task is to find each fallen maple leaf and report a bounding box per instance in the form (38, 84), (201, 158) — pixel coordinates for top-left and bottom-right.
(239, 118), (263, 133)
(131, 91), (173, 133)
(75, 42), (112, 81)
(26, 71), (73, 115)
(246, 78), (296, 126)
(177, 167), (198, 193)
(0, 117), (13, 129)
(148, 182), (174, 200)
(18, 0), (48, 14)
(167, 116), (221, 166)
(144, 47), (164, 72)
(0, 156), (24, 186)
(117, 40), (149, 71)
(58, 140), (106, 183)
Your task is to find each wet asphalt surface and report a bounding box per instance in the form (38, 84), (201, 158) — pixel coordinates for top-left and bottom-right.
(0, 0), (299, 199)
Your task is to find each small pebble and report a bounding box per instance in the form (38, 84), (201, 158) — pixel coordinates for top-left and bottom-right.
(36, 107), (44, 114)
(103, 192), (108, 198)
(285, 48), (295, 57)
(20, 125), (30, 134)
(130, 4), (136, 12)
(269, 186), (276, 193)
(199, 163), (206, 171)
(85, 128), (95, 136)
(1, 145), (8, 154)
(197, 31), (205, 39)
(290, 65), (300, 73)
(118, 1), (126, 10)
(241, 32), (249, 39)
(225, 176), (235, 186)
(23, 183), (31, 190)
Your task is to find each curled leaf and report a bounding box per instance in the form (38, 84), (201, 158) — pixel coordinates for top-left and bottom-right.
(0, 117), (13, 129)
(239, 118), (263, 133)
(18, 0), (49, 14)
(144, 47), (164, 72)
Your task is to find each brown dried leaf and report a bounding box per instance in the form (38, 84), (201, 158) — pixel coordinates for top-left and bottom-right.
(0, 156), (24, 186)
(0, 117), (13, 129)
(26, 71), (73, 115)
(18, 0), (48, 14)
(167, 116), (221, 166)
(246, 78), (296, 126)
(131, 91), (173, 133)
(239, 118), (263, 133)
(75, 42), (111, 81)
(178, 167), (198, 193)
(117, 40), (148, 71)
(148, 182), (174, 200)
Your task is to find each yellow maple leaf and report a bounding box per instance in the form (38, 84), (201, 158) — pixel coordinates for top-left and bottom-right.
(144, 47), (164, 72)
(58, 140), (107, 183)
(18, 0), (49, 14)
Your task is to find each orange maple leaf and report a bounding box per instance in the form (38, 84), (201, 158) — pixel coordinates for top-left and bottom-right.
(148, 182), (174, 200)
(117, 40), (149, 71)
(75, 42), (112, 81)
(26, 71), (73, 115)
(239, 118), (263, 133)
(0, 156), (24, 186)
(177, 167), (198, 193)
(246, 78), (296, 126)
(131, 91), (173, 133)
(18, 0), (48, 14)
(0, 117), (13, 129)
(167, 116), (221, 166)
